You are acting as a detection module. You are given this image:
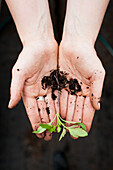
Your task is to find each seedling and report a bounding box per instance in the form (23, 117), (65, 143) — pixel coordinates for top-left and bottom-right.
(33, 110), (88, 141)
(33, 74), (88, 141)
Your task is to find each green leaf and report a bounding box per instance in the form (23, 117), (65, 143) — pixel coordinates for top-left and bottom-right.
(69, 129), (78, 138)
(69, 128), (88, 138)
(48, 126), (56, 133)
(39, 124), (52, 129)
(59, 128), (66, 141)
(57, 126), (61, 133)
(33, 126), (46, 134)
(77, 123), (86, 131)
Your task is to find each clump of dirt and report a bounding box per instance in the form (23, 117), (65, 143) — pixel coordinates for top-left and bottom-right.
(41, 69), (81, 100)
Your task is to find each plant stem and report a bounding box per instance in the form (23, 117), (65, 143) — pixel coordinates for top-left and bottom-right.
(59, 115), (77, 124)
(50, 114), (57, 124)
(57, 116), (68, 129)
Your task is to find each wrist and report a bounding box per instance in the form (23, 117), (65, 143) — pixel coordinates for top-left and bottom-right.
(22, 38), (57, 59)
(62, 31), (95, 48)
(63, 0), (105, 45)
(22, 27), (55, 47)
(8, 0), (54, 46)
(21, 13), (54, 46)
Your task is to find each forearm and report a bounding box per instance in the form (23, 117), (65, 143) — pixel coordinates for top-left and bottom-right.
(5, 0), (54, 45)
(63, 0), (110, 44)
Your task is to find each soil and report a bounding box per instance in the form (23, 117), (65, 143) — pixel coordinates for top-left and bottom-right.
(41, 69), (81, 100)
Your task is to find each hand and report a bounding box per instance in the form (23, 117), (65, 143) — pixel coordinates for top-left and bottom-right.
(8, 39), (58, 141)
(58, 0), (108, 134)
(6, 0), (58, 141)
(59, 40), (105, 132)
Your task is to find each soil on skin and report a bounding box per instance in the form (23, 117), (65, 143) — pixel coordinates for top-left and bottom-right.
(41, 69), (81, 100)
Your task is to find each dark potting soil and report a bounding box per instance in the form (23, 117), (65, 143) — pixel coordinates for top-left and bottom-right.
(41, 69), (81, 100)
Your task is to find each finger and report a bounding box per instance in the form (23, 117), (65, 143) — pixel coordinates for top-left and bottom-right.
(83, 97), (95, 132)
(37, 101), (50, 124)
(45, 93), (57, 126)
(66, 94), (76, 126)
(73, 96), (85, 123)
(90, 69), (105, 110)
(23, 96), (44, 138)
(8, 67), (25, 108)
(81, 83), (90, 97)
(37, 101), (52, 141)
(71, 95), (84, 140)
(44, 131), (52, 141)
(60, 89), (68, 119)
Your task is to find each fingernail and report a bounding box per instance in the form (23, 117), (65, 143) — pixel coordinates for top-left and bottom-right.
(98, 102), (100, 109)
(8, 100), (12, 108)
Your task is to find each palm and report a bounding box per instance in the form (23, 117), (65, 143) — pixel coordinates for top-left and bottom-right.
(22, 43), (57, 97)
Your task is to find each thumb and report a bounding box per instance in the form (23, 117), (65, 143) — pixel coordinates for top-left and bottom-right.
(90, 68), (105, 110)
(8, 67), (25, 108)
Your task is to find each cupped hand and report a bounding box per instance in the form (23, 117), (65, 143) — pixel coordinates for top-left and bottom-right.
(8, 40), (58, 141)
(59, 40), (105, 132)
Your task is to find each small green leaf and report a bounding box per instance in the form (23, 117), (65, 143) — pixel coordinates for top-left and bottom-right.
(39, 124), (52, 129)
(77, 123), (86, 131)
(33, 126), (46, 134)
(48, 126), (56, 133)
(69, 128), (88, 137)
(59, 128), (66, 141)
(69, 129), (78, 138)
(57, 126), (61, 133)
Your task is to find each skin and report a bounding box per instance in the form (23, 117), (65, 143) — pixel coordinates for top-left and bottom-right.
(59, 0), (109, 133)
(6, 0), (110, 140)
(6, 0), (58, 141)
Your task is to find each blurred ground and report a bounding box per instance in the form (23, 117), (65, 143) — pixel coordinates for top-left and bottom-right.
(0, 1), (113, 170)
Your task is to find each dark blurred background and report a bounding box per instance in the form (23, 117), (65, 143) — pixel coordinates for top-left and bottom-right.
(0, 0), (113, 170)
